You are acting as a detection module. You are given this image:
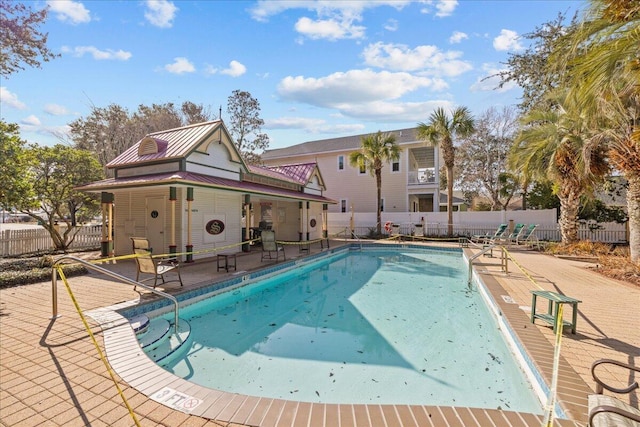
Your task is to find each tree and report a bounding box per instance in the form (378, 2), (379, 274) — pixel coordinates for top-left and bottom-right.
(457, 107), (519, 211)
(526, 181), (561, 213)
(0, 121), (32, 214)
(554, 0), (640, 261)
(69, 104), (133, 171)
(417, 107), (475, 236)
(12, 145), (104, 251)
(0, 0), (58, 76)
(226, 90), (270, 164)
(510, 91), (609, 243)
(348, 132), (401, 236)
(492, 12), (579, 113)
(181, 101), (212, 124)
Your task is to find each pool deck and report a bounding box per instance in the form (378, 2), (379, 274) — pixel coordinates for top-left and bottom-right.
(1, 240), (638, 426)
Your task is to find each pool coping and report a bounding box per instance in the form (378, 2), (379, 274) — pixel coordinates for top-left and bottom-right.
(87, 243), (587, 426)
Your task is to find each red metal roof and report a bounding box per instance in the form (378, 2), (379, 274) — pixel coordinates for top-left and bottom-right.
(248, 163), (320, 186)
(76, 171), (336, 204)
(107, 120), (222, 168)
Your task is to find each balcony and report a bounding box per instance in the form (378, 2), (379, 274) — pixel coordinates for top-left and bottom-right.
(408, 169), (436, 185)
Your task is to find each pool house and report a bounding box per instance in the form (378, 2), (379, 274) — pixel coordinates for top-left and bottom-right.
(77, 120), (335, 260)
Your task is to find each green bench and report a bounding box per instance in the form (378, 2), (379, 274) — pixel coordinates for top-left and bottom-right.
(530, 290), (581, 334)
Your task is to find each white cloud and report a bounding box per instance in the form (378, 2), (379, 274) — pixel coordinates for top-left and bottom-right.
(0, 87), (27, 110)
(220, 61), (247, 77)
(449, 31), (468, 44)
(362, 42), (472, 77)
(21, 115), (41, 126)
(277, 69), (443, 113)
(337, 99), (455, 121)
(470, 64), (517, 93)
(164, 57), (195, 74)
(420, 0), (458, 17)
(265, 117), (365, 135)
(144, 0), (178, 28)
(493, 29), (523, 51)
(206, 61), (247, 77)
(47, 0), (91, 24)
(266, 117), (326, 130)
(44, 104), (70, 116)
(435, 0), (458, 17)
(384, 19), (399, 32)
(295, 16), (365, 41)
(220, 60), (247, 77)
(61, 46), (132, 60)
(250, 1), (409, 40)
(249, 1), (410, 22)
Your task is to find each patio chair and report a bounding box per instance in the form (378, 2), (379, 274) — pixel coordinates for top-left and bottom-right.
(516, 224), (539, 246)
(260, 230), (285, 262)
(502, 223), (526, 245)
(588, 359), (640, 427)
(131, 237), (183, 290)
(471, 223), (507, 244)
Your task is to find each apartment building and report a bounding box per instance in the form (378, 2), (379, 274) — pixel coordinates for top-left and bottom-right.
(262, 128), (445, 214)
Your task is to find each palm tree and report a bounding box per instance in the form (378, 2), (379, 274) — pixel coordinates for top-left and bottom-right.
(417, 107), (475, 236)
(510, 91), (609, 243)
(349, 131), (402, 236)
(554, 0), (640, 261)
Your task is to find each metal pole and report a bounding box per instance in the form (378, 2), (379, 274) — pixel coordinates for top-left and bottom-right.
(51, 268), (60, 319)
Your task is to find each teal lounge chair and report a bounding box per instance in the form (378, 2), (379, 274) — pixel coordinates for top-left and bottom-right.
(516, 224), (539, 246)
(503, 223), (526, 244)
(472, 223), (507, 244)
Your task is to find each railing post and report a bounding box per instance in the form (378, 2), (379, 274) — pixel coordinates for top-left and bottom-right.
(51, 268), (60, 319)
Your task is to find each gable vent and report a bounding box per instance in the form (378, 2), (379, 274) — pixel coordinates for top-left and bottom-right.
(138, 137), (159, 156)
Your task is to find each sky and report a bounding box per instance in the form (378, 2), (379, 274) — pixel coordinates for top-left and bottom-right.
(1, 0), (585, 150)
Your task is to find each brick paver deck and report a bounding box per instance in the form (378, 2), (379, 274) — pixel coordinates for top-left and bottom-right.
(1, 240), (638, 426)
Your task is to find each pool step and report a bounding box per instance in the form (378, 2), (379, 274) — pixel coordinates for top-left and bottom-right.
(129, 314), (150, 334)
(136, 317), (192, 364)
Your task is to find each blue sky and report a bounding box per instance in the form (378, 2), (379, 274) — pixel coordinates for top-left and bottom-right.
(1, 0), (584, 150)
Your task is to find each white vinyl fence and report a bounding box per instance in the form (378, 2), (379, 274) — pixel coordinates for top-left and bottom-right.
(328, 209), (629, 243)
(0, 225), (102, 257)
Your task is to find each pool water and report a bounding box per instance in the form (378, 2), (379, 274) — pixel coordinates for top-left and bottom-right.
(148, 249), (542, 412)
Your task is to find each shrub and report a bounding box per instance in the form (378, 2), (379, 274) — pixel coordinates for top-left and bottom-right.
(0, 258), (87, 288)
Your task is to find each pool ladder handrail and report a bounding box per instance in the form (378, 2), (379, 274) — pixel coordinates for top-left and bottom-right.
(467, 244), (509, 287)
(348, 227), (363, 250)
(51, 255), (180, 333)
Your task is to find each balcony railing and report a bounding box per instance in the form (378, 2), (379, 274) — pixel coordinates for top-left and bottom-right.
(408, 169), (436, 185)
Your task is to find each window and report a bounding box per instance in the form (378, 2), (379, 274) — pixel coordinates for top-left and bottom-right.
(359, 163), (366, 174)
(392, 159), (400, 172)
(341, 199), (347, 213)
(338, 155), (344, 171)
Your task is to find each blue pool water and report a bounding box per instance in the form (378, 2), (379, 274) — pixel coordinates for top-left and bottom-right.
(145, 248), (542, 412)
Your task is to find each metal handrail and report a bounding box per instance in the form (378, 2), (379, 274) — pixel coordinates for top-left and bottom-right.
(343, 227), (363, 249)
(467, 244), (509, 286)
(51, 255), (180, 333)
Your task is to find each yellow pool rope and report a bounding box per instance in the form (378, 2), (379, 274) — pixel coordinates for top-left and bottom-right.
(500, 246), (545, 291)
(275, 237), (328, 246)
(500, 246), (565, 426)
(543, 303), (564, 427)
(55, 266), (141, 426)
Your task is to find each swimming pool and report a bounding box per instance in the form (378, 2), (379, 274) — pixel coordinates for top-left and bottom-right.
(137, 247), (542, 413)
